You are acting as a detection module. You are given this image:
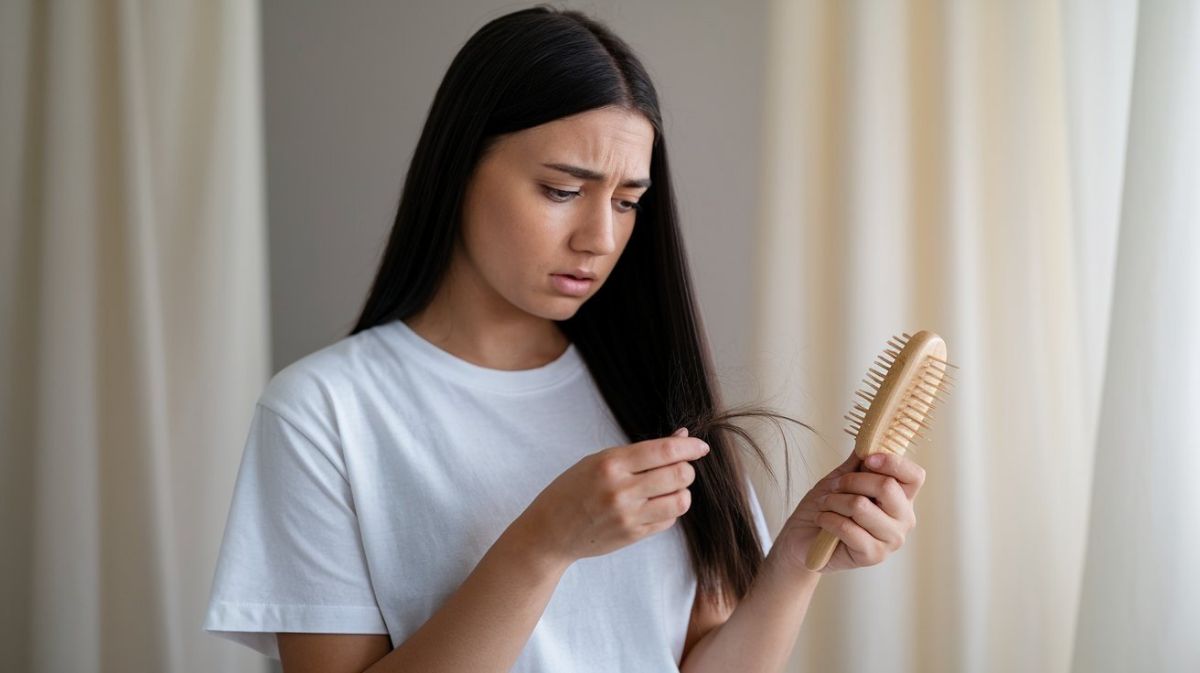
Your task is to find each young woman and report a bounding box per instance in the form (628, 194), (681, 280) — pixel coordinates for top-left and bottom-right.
(204, 6), (925, 672)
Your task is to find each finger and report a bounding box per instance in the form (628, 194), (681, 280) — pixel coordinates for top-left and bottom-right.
(833, 472), (909, 520)
(639, 487), (691, 525)
(815, 511), (886, 564)
(815, 451), (863, 494)
(624, 435), (709, 473)
(638, 515), (678, 536)
(819, 493), (903, 547)
(863, 452), (926, 499)
(629, 459), (696, 499)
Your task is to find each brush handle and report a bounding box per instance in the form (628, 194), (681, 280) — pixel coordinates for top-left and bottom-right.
(804, 460), (867, 572)
(805, 528), (841, 572)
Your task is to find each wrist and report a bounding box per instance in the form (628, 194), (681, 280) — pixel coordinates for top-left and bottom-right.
(501, 512), (574, 577)
(765, 543), (823, 589)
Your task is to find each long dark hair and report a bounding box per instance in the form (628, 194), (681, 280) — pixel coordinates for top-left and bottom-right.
(350, 4), (814, 609)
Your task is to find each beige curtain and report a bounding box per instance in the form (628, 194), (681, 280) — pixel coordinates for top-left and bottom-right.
(0, 1), (270, 672)
(752, 1), (1197, 672)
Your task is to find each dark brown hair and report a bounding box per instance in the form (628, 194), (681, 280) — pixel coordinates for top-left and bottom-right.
(350, 4), (815, 610)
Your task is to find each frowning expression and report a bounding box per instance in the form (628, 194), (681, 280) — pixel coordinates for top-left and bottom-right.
(456, 106), (655, 320)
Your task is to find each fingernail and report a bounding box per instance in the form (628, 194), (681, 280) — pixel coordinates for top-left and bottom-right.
(867, 454), (884, 468)
(701, 442), (710, 454)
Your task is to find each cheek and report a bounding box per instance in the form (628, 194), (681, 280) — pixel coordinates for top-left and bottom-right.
(465, 192), (561, 284)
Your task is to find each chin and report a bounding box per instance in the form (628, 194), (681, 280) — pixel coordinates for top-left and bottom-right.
(532, 297), (587, 321)
(547, 302), (585, 320)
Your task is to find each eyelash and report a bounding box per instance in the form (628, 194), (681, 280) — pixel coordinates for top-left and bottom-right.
(543, 186), (643, 214)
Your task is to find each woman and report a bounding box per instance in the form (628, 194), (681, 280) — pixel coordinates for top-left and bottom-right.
(204, 5), (925, 672)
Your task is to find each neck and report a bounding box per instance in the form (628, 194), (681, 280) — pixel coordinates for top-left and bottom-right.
(404, 254), (569, 371)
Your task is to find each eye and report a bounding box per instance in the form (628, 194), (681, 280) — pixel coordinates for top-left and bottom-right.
(543, 186), (580, 202)
(543, 185), (642, 214)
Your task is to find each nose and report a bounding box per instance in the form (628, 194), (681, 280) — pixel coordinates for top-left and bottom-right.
(570, 198), (618, 255)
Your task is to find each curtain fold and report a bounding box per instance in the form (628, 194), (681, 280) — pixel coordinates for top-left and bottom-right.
(1069, 1), (1200, 670)
(754, 0), (1197, 671)
(0, 1), (270, 671)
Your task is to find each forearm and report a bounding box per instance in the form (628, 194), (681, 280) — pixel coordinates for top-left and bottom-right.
(680, 546), (821, 673)
(365, 516), (571, 673)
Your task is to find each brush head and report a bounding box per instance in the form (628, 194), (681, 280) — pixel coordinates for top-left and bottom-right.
(842, 330), (956, 460)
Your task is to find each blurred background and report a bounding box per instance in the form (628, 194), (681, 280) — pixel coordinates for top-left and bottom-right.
(2, 1), (1197, 672)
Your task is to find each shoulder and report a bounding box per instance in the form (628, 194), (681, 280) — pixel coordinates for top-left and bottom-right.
(257, 326), (389, 442)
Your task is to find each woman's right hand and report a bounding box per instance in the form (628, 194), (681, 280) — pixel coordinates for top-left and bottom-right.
(519, 428), (710, 565)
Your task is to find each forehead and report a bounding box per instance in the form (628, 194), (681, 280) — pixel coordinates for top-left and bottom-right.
(496, 107), (655, 176)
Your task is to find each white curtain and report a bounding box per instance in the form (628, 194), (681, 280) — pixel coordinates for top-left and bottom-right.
(1069, 0), (1200, 670)
(753, 1), (1197, 672)
(0, 1), (270, 672)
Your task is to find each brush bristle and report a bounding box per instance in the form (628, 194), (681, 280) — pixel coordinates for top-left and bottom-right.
(842, 330), (956, 460)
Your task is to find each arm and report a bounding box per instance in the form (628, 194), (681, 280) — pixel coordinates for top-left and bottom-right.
(278, 433), (712, 673)
(679, 546), (820, 673)
(278, 515), (571, 673)
(680, 451), (925, 672)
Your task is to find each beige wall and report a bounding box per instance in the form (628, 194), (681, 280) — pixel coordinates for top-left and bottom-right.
(261, 0), (770, 408)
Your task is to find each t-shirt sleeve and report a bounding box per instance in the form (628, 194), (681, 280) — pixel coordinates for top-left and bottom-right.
(203, 402), (388, 660)
(746, 477), (774, 554)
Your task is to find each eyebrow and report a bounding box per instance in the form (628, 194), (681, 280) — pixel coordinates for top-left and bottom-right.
(542, 163), (652, 189)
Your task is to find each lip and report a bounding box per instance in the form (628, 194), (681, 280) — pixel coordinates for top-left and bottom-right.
(550, 273), (595, 297)
(555, 268), (596, 280)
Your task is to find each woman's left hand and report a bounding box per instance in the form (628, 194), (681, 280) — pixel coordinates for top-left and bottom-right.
(775, 450), (926, 575)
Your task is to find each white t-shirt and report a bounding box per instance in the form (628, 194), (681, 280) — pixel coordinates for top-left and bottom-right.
(203, 318), (772, 670)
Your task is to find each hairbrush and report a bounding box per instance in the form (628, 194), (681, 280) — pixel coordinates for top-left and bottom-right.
(804, 329), (956, 572)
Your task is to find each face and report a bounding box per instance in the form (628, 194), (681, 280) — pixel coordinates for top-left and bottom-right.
(454, 106), (655, 321)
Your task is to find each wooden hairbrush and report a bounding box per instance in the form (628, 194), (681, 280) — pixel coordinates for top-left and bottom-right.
(804, 330), (956, 572)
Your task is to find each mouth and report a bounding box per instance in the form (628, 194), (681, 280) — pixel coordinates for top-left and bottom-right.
(550, 273), (595, 297)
